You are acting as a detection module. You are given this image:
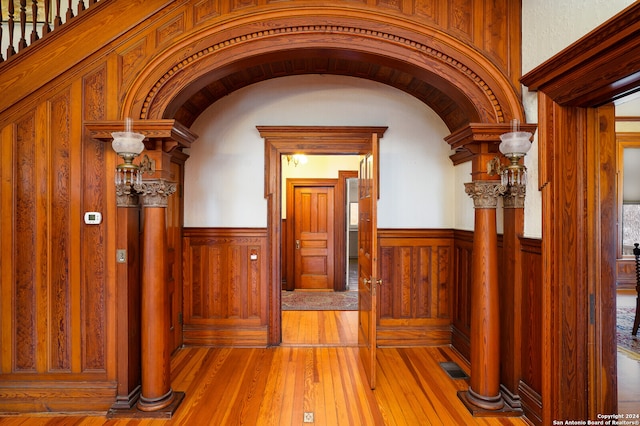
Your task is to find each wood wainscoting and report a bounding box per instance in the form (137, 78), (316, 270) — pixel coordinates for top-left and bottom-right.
(518, 237), (543, 425)
(377, 229), (455, 347)
(182, 228), (268, 346)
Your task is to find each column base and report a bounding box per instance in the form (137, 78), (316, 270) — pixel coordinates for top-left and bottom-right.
(108, 385), (141, 411)
(458, 390), (522, 417)
(108, 391), (185, 419)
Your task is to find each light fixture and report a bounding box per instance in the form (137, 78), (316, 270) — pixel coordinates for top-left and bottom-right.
(488, 119), (533, 187)
(285, 154), (308, 167)
(111, 118), (153, 186)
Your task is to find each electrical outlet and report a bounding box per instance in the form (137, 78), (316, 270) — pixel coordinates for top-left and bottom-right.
(303, 412), (314, 423)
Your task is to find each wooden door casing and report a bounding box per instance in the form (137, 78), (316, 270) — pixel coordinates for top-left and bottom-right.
(293, 184), (336, 290)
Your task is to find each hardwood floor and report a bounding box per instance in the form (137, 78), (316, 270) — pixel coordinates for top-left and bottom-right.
(0, 310), (527, 425)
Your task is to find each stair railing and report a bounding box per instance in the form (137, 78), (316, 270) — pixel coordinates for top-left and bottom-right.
(0, 0), (100, 63)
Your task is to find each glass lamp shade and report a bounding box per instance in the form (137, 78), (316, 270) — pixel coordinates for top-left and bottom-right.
(499, 131), (532, 157)
(111, 131), (145, 156)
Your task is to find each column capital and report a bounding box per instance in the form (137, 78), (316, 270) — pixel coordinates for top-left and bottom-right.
(502, 183), (526, 209)
(465, 181), (505, 209)
(115, 182), (140, 208)
(134, 179), (176, 208)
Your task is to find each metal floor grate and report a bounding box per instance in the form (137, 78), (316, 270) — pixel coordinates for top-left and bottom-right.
(439, 361), (469, 379)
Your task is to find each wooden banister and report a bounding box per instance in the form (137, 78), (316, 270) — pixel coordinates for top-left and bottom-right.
(0, 0), (100, 62)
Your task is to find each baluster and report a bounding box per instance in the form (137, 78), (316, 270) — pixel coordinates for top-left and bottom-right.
(53, 0), (62, 28)
(19, 0), (28, 51)
(30, 0), (39, 44)
(0, 4), (4, 62)
(42, 0), (51, 35)
(6, 0), (17, 58)
(65, 0), (73, 21)
(76, 0), (85, 15)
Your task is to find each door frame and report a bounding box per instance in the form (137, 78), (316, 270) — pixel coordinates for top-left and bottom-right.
(285, 178), (339, 291)
(259, 126), (387, 345)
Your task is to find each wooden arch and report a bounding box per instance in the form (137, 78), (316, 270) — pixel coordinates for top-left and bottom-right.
(122, 10), (526, 132)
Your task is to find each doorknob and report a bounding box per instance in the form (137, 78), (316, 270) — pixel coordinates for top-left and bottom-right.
(295, 239), (301, 250)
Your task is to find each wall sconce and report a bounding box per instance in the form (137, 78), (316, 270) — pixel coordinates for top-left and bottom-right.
(111, 118), (154, 186)
(488, 119), (532, 186)
(285, 154), (308, 167)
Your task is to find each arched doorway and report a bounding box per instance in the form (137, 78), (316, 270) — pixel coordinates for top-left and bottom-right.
(118, 9), (527, 345)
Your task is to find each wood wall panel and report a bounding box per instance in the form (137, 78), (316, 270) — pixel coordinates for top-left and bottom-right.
(183, 228), (268, 346)
(50, 92), (72, 372)
(519, 237), (543, 425)
(82, 67), (108, 372)
(452, 229), (473, 360)
(377, 229), (454, 346)
(0, 66), (116, 411)
(14, 111), (37, 372)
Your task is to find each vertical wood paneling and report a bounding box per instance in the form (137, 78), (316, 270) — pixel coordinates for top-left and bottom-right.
(417, 246), (431, 318)
(436, 245), (450, 318)
(452, 229), (473, 359)
(377, 230), (453, 346)
(520, 238), (542, 394)
(50, 92), (72, 372)
(0, 125), (14, 374)
(248, 246), (260, 318)
(183, 228), (268, 346)
(82, 67), (107, 371)
(14, 111), (37, 372)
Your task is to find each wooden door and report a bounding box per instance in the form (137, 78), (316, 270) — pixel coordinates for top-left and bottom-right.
(293, 186), (335, 290)
(358, 134), (379, 389)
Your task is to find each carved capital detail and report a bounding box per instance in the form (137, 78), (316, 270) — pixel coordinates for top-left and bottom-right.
(465, 181), (505, 209)
(115, 182), (140, 207)
(502, 183), (526, 209)
(133, 179), (177, 208)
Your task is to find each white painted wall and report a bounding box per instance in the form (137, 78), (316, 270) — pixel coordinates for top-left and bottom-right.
(185, 1), (637, 233)
(185, 75), (458, 229)
(521, 0), (636, 238)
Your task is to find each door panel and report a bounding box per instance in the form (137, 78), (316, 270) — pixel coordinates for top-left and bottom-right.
(294, 186), (335, 290)
(358, 133), (379, 389)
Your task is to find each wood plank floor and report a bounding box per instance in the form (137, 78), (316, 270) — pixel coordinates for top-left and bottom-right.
(0, 311), (527, 425)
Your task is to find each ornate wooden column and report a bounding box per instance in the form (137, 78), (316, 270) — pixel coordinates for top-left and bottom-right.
(446, 123), (535, 417)
(499, 182), (526, 412)
(87, 120), (196, 417)
(461, 177), (505, 412)
(135, 179), (178, 411)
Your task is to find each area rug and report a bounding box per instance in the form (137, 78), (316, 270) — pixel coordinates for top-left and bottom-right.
(281, 290), (358, 311)
(617, 306), (640, 360)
